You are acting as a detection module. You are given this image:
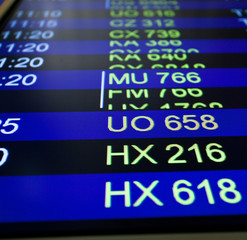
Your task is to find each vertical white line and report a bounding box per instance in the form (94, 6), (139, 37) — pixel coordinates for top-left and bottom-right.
(105, 0), (110, 9)
(100, 71), (105, 109)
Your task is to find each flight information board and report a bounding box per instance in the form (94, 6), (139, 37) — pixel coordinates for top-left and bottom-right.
(1, 0), (247, 237)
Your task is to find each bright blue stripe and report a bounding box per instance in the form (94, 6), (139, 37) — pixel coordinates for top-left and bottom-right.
(0, 109), (247, 141)
(0, 170), (246, 222)
(2, 40), (247, 55)
(1, 69), (247, 90)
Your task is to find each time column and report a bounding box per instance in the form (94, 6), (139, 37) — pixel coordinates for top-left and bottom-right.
(0, 0), (106, 176)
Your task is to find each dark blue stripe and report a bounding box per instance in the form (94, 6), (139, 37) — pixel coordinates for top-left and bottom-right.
(6, 18), (244, 29)
(19, 1), (247, 10)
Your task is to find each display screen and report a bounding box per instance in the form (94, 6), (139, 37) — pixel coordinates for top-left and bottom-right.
(1, 0), (247, 237)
